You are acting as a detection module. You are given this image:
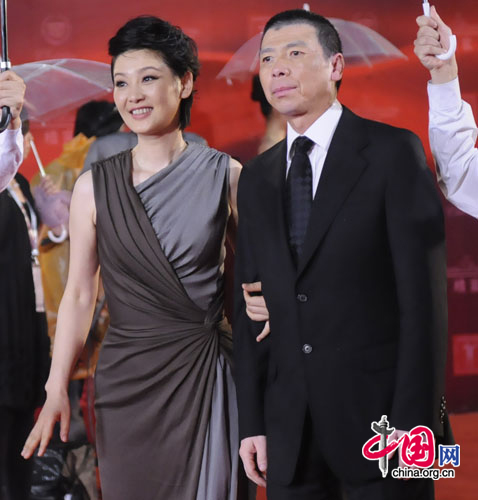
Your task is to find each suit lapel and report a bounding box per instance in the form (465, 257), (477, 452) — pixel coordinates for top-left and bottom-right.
(259, 140), (296, 277)
(297, 107), (369, 278)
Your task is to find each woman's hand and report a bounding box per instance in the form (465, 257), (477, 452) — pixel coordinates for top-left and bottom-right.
(242, 282), (270, 342)
(21, 389), (71, 459)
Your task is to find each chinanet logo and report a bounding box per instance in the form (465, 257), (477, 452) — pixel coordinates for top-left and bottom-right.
(362, 415), (459, 480)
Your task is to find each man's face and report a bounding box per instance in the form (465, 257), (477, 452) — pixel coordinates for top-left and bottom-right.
(259, 23), (341, 127)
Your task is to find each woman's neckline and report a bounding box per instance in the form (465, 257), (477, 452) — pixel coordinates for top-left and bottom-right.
(131, 142), (195, 190)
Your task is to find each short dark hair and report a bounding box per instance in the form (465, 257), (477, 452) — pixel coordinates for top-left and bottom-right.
(108, 16), (200, 130)
(262, 9), (343, 90)
(74, 100), (123, 138)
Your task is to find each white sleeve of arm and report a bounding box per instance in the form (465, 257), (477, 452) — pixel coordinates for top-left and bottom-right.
(428, 77), (478, 218)
(0, 128), (24, 192)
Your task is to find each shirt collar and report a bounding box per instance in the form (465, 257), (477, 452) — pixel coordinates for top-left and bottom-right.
(287, 100), (343, 160)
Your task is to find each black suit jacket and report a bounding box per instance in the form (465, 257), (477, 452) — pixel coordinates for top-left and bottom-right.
(233, 107), (451, 485)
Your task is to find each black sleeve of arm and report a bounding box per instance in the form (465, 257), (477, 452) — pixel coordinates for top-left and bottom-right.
(386, 131), (448, 436)
(233, 166), (270, 440)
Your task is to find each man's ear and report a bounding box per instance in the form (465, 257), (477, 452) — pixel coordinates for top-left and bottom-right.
(180, 71), (194, 99)
(330, 53), (345, 84)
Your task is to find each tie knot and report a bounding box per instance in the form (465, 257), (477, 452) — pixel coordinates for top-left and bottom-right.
(293, 136), (314, 156)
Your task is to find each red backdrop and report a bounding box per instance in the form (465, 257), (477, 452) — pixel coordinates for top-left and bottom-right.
(8, 0), (478, 411)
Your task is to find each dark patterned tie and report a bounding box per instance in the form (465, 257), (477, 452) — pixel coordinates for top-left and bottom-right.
(285, 136), (314, 263)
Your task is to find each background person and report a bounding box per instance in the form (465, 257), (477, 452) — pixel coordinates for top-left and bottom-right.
(0, 70), (25, 192)
(415, 5), (478, 217)
(0, 113), (53, 500)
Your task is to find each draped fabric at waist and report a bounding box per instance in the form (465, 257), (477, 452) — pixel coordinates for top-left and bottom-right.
(103, 315), (232, 349)
(104, 280), (229, 338)
(95, 291), (233, 409)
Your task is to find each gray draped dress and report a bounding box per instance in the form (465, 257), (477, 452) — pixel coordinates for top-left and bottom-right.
(91, 143), (251, 500)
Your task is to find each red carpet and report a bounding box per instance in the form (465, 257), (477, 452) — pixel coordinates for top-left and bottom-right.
(256, 412), (477, 499)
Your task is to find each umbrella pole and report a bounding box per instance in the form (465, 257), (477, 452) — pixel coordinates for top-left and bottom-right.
(0, 0), (11, 132)
(1, 0), (8, 63)
(30, 137), (46, 177)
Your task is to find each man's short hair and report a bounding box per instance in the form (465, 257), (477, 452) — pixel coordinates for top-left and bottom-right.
(262, 9), (343, 90)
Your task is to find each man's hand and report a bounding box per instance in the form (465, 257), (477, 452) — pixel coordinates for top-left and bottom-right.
(242, 282), (270, 342)
(387, 429), (418, 479)
(414, 6), (458, 84)
(0, 71), (26, 130)
(239, 435), (267, 487)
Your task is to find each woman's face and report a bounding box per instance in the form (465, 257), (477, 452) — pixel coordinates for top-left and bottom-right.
(113, 49), (192, 136)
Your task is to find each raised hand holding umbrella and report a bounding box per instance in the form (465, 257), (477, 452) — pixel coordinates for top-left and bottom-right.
(28, 139), (71, 242)
(422, 0), (456, 60)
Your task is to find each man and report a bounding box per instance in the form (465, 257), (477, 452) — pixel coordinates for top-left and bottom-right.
(234, 9), (450, 499)
(0, 70), (25, 192)
(415, 6), (478, 218)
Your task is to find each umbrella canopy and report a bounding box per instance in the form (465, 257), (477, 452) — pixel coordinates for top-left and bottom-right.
(13, 58), (113, 123)
(217, 18), (407, 84)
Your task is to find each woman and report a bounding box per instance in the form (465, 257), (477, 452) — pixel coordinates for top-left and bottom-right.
(22, 16), (255, 500)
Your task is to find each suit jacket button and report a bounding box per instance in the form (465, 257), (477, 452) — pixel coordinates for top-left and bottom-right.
(297, 293), (308, 302)
(302, 344), (313, 354)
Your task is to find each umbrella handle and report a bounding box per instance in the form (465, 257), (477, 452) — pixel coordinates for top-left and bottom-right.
(0, 105), (11, 132)
(30, 137), (46, 177)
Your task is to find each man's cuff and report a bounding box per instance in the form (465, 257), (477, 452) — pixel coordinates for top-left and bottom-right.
(0, 127), (23, 155)
(428, 77), (462, 112)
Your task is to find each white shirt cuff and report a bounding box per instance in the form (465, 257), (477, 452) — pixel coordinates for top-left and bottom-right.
(428, 77), (462, 112)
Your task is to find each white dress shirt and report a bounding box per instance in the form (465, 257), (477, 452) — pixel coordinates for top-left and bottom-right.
(0, 127), (23, 192)
(428, 77), (478, 218)
(287, 100), (343, 199)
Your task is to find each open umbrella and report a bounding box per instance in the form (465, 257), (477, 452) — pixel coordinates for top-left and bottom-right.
(0, 0), (11, 131)
(13, 58), (113, 124)
(217, 18), (407, 84)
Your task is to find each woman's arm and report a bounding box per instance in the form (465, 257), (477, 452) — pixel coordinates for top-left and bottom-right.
(22, 171), (100, 458)
(228, 157), (242, 225)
